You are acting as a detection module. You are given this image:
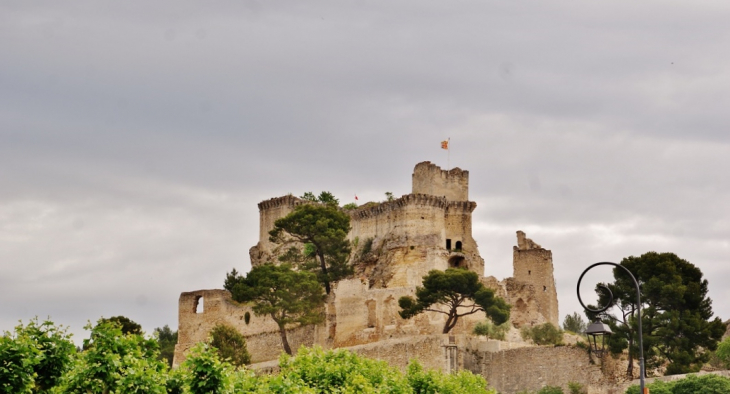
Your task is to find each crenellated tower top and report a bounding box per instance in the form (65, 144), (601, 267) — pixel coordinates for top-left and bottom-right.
(411, 161), (469, 202)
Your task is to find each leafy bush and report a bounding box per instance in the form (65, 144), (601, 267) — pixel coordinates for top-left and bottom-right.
(209, 323), (251, 367)
(58, 320), (167, 394)
(279, 346), (410, 393)
(183, 342), (232, 394)
(473, 321), (509, 340)
(567, 381), (586, 394)
(343, 202), (358, 210)
(625, 374), (730, 394)
(360, 237), (374, 256)
(521, 323), (564, 346)
(715, 336), (730, 369)
(0, 327), (41, 394)
(672, 374), (730, 394)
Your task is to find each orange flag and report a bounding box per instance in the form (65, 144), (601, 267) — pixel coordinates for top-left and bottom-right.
(441, 140), (449, 150)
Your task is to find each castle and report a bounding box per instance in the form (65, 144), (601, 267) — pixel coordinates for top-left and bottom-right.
(173, 161), (560, 368)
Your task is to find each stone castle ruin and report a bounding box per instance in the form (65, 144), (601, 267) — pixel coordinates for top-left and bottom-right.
(173, 162), (610, 393)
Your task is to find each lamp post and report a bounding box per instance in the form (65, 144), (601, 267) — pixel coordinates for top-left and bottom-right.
(577, 262), (645, 394)
(585, 319), (612, 358)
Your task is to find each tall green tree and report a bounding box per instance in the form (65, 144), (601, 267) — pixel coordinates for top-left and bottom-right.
(153, 325), (178, 368)
(224, 264), (326, 355)
(590, 252), (726, 375)
(398, 268), (511, 334)
(269, 203), (352, 294)
(562, 312), (587, 334)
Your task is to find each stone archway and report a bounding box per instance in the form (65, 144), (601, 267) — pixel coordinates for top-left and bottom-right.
(448, 255), (466, 269)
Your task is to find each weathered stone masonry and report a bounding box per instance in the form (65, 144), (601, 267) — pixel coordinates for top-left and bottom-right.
(173, 161), (566, 390)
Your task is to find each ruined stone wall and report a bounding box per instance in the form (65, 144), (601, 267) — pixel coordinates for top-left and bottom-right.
(512, 231), (559, 326)
(173, 289), (326, 366)
(464, 345), (627, 394)
(411, 161), (469, 201)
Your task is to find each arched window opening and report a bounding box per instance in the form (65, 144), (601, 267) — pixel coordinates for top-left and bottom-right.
(455, 241), (462, 252)
(194, 296), (204, 314)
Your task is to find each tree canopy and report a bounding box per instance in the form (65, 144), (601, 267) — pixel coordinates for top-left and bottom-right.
(224, 263), (326, 355)
(208, 324), (251, 367)
(562, 312), (587, 334)
(269, 202), (352, 294)
(153, 325), (178, 368)
(589, 252), (726, 375)
(398, 268), (511, 334)
(98, 315), (142, 335)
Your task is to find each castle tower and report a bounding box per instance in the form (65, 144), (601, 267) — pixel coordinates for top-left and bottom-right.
(412, 161), (468, 202)
(512, 231), (559, 326)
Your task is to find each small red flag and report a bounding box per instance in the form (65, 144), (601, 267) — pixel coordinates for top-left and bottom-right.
(355, 195), (359, 200)
(441, 140), (449, 150)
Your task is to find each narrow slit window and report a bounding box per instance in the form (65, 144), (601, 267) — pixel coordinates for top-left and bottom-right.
(194, 296), (204, 313)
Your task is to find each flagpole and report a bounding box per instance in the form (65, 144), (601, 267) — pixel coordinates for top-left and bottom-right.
(447, 137), (450, 170)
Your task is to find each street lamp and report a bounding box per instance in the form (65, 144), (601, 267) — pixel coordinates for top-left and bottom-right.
(577, 262), (645, 394)
(585, 319), (612, 358)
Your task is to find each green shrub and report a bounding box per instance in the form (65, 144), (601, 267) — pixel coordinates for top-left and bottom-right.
(473, 321), (509, 340)
(567, 381), (586, 394)
(183, 342), (233, 394)
(360, 237), (374, 256)
(0, 329), (41, 394)
(537, 385), (564, 394)
(343, 202), (358, 210)
(521, 323), (564, 345)
(715, 336), (730, 369)
(58, 320), (167, 394)
(209, 323), (251, 367)
(672, 374), (730, 394)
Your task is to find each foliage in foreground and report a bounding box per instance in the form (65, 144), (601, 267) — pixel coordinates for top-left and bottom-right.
(2, 317), (497, 394)
(625, 373), (730, 394)
(0, 318), (76, 394)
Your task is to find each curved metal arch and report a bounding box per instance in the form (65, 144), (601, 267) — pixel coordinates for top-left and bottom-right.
(576, 261), (645, 392)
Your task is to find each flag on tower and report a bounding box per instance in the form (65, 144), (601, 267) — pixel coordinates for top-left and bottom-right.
(355, 194), (359, 200)
(441, 140), (449, 150)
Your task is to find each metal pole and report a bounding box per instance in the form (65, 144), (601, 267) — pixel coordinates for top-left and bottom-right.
(577, 262), (645, 394)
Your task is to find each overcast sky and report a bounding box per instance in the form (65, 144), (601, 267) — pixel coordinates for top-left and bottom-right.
(2, 0), (729, 343)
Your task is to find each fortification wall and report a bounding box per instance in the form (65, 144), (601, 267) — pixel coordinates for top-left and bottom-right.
(464, 345), (627, 394)
(349, 194), (448, 245)
(173, 289), (326, 366)
(411, 161), (469, 201)
(512, 231), (559, 326)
